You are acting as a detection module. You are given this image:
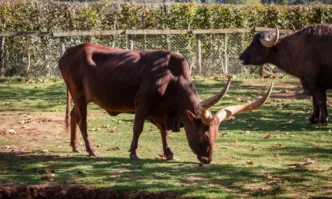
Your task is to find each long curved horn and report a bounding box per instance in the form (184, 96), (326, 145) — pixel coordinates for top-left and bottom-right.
(215, 83), (273, 122)
(260, 28), (279, 48)
(197, 77), (231, 125)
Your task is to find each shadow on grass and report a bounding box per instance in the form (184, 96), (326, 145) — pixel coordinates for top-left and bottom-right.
(1, 150), (330, 198)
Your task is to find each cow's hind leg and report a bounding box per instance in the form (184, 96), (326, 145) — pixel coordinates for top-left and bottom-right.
(314, 91), (328, 125)
(70, 106), (81, 153)
(309, 96), (320, 124)
(75, 99), (100, 157)
(301, 79), (320, 124)
(307, 80), (328, 125)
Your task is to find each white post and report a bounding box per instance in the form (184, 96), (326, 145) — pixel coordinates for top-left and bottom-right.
(196, 35), (202, 74)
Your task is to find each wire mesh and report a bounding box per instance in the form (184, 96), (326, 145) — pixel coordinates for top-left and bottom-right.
(0, 31), (272, 77)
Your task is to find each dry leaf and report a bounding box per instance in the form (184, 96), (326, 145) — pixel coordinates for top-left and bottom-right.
(40, 173), (55, 181)
(286, 119), (294, 124)
(246, 161), (254, 165)
(109, 127), (117, 133)
(264, 134), (272, 139)
(8, 129), (16, 135)
(251, 146), (258, 151)
(304, 158), (315, 165)
(37, 168), (55, 174)
(156, 154), (167, 160)
(106, 146), (120, 151)
(275, 143), (282, 147)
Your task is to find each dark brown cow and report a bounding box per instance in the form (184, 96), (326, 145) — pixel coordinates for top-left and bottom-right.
(59, 43), (273, 165)
(240, 24), (332, 125)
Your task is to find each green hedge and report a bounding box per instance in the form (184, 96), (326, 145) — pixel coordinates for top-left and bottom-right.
(1, 1), (332, 32)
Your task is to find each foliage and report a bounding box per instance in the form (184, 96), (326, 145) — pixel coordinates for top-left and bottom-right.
(2, 1), (332, 31)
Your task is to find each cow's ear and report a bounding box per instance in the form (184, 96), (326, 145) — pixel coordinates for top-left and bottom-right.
(186, 110), (199, 123)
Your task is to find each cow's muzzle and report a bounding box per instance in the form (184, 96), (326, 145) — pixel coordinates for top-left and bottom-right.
(198, 156), (211, 164)
(239, 53), (249, 65)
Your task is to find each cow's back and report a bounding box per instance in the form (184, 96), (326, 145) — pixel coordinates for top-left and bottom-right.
(59, 43), (185, 114)
(59, 43), (146, 113)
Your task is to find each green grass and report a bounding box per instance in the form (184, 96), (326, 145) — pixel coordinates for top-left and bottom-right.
(0, 77), (332, 198)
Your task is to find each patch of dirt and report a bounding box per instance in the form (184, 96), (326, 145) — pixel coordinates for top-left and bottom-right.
(240, 82), (309, 100)
(0, 184), (190, 199)
(0, 112), (65, 153)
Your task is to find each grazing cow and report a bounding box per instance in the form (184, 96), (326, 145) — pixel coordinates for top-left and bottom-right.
(240, 24), (332, 126)
(59, 43), (272, 165)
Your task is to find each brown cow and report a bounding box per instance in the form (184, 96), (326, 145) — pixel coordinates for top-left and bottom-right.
(59, 43), (273, 165)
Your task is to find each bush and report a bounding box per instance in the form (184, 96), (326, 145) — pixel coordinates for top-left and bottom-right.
(1, 1), (332, 32)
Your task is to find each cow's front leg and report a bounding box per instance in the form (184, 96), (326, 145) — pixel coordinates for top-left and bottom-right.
(309, 96), (320, 124)
(129, 106), (147, 160)
(160, 129), (178, 161)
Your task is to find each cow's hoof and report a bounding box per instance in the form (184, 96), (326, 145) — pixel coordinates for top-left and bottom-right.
(317, 120), (328, 126)
(166, 155), (179, 161)
(130, 154), (142, 160)
(308, 116), (319, 124)
(72, 148), (82, 153)
(88, 151), (100, 157)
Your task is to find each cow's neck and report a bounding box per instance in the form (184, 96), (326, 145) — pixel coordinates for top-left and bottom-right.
(269, 40), (299, 78)
(178, 81), (201, 153)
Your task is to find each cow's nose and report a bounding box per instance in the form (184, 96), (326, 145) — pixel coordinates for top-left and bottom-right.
(239, 53), (245, 60)
(198, 156), (211, 164)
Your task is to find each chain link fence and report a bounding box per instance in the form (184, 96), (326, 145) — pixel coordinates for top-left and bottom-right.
(0, 29), (271, 77)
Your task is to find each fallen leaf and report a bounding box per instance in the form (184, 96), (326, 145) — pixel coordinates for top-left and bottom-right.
(304, 158), (315, 165)
(8, 129), (16, 135)
(40, 173), (55, 181)
(109, 127), (117, 133)
(264, 134), (272, 139)
(106, 146), (120, 151)
(221, 132), (232, 137)
(263, 173), (273, 180)
(36, 168), (55, 174)
(286, 119), (294, 124)
(251, 146), (258, 151)
(156, 154), (167, 160)
(41, 149), (49, 153)
(275, 143), (282, 147)
(241, 131), (250, 135)
(246, 161), (254, 165)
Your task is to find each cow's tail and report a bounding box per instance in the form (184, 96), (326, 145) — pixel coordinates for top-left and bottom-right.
(65, 87), (70, 133)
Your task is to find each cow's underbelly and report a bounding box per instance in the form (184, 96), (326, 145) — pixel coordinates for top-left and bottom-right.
(84, 83), (136, 114)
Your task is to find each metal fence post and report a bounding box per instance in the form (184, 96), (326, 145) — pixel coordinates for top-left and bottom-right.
(0, 36), (5, 75)
(130, 35), (134, 50)
(196, 34), (202, 74)
(60, 37), (66, 56)
(224, 34), (228, 74)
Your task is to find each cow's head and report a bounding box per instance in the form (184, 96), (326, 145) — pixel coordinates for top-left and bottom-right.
(185, 79), (273, 165)
(239, 28), (280, 65)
